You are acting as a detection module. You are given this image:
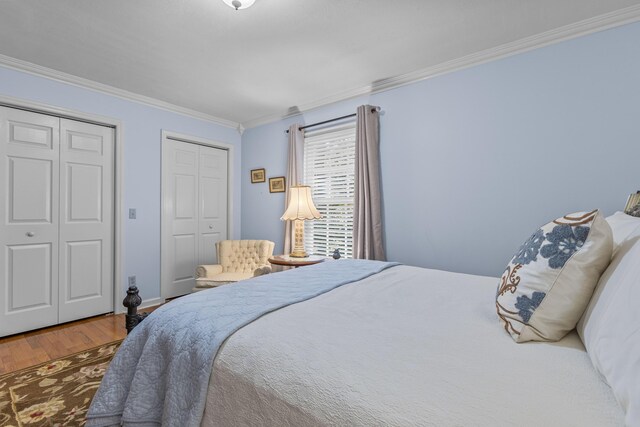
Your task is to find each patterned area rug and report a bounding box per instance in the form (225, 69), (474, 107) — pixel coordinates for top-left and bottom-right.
(0, 340), (121, 426)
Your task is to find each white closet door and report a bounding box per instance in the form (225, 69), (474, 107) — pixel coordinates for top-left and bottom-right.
(162, 139), (200, 298)
(58, 119), (114, 323)
(0, 107), (60, 336)
(198, 145), (228, 265)
(162, 139), (229, 298)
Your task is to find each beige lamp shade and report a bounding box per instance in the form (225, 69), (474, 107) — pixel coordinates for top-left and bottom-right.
(281, 186), (321, 221)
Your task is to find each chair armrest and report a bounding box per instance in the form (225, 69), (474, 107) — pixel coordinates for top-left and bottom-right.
(253, 265), (272, 276)
(196, 264), (223, 279)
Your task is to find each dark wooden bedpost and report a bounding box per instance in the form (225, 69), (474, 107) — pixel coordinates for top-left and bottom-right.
(123, 285), (149, 334)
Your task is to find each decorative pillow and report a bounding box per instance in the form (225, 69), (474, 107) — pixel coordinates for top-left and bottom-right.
(496, 210), (612, 343)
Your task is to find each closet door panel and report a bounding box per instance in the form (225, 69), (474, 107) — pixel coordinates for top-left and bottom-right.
(0, 107), (60, 336)
(198, 146), (228, 266)
(162, 139), (199, 298)
(8, 157), (53, 222)
(66, 163), (103, 221)
(58, 119), (114, 323)
(7, 244), (53, 310)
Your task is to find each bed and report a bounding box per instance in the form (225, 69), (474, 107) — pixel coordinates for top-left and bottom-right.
(87, 212), (640, 427)
(202, 266), (623, 426)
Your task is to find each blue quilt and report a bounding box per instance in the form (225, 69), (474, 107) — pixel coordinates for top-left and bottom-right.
(86, 259), (398, 427)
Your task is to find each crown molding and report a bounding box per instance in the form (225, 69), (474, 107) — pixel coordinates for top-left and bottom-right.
(241, 4), (640, 130)
(0, 53), (239, 130)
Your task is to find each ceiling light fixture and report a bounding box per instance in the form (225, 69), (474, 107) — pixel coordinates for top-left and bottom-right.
(222, 0), (255, 10)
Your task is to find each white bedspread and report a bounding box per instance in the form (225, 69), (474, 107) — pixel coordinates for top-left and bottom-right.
(202, 266), (624, 426)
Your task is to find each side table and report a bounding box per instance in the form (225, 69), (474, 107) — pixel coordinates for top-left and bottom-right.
(268, 254), (326, 268)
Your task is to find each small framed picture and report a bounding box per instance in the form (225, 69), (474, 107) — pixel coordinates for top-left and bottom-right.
(250, 168), (266, 183)
(625, 191), (640, 217)
(269, 176), (286, 193)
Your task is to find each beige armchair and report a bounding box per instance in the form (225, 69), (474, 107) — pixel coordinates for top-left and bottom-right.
(194, 240), (275, 290)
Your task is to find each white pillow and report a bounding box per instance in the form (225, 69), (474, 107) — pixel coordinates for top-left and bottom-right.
(606, 211), (640, 254)
(578, 229), (640, 426)
(496, 210), (613, 342)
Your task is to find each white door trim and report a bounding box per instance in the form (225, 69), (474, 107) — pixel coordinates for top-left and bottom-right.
(0, 94), (124, 315)
(160, 130), (234, 299)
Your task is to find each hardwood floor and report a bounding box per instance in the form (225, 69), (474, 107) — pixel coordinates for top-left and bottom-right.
(0, 307), (158, 375)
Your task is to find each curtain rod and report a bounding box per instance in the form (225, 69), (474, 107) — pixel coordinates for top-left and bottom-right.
(285, 107), (380, 133)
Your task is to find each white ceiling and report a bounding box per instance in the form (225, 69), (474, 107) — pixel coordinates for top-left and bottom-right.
(1, 0), (639, 128)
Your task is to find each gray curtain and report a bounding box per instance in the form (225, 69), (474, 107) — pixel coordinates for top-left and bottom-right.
(284, 124), (304, 255)
(353, 105), (385, 260)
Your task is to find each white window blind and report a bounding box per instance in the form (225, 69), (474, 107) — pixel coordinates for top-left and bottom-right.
(303, 122), (356, 258)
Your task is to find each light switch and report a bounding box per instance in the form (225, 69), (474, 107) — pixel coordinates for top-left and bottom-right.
(129, 208), (136, 219)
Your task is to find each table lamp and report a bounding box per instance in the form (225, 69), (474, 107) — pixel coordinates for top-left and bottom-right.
(281, 185), (322, 257)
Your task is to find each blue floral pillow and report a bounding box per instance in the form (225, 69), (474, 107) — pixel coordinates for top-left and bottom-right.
(496, 210), (613, 342)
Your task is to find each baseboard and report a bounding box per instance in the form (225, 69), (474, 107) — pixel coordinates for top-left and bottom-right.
(112, 296), (165, 314)
(140, 297), (165, 310)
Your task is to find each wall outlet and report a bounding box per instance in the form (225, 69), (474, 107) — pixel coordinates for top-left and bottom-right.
(128, 275), (136, 286)
(129, 208), (137, 219)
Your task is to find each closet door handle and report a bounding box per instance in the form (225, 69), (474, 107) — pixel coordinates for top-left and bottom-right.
(209, 225), (213, 229)
(26, 232), (35, 237)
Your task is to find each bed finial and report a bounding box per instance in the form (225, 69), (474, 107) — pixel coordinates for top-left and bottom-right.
(123, 285), (149, 334)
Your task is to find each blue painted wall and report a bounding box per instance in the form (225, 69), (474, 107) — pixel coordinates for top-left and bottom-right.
(0, 66), (241, 302)
(242, 22), (640, 277)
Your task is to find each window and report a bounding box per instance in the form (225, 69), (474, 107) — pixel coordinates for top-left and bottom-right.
(303, 122), (356, 258)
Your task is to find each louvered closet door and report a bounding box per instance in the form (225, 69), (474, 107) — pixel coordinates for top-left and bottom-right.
(58, 119), (114, 323)
(0, 107), (61, 336)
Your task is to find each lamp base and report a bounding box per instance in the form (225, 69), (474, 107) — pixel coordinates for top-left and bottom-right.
(289, 250), (309, 258)
(289, 219), (308, 258)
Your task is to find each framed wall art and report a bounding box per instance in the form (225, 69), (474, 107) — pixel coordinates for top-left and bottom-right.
(625, 191), (640, 217)
(269, 176), (285, 193)
(250, 168), (266, 183)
